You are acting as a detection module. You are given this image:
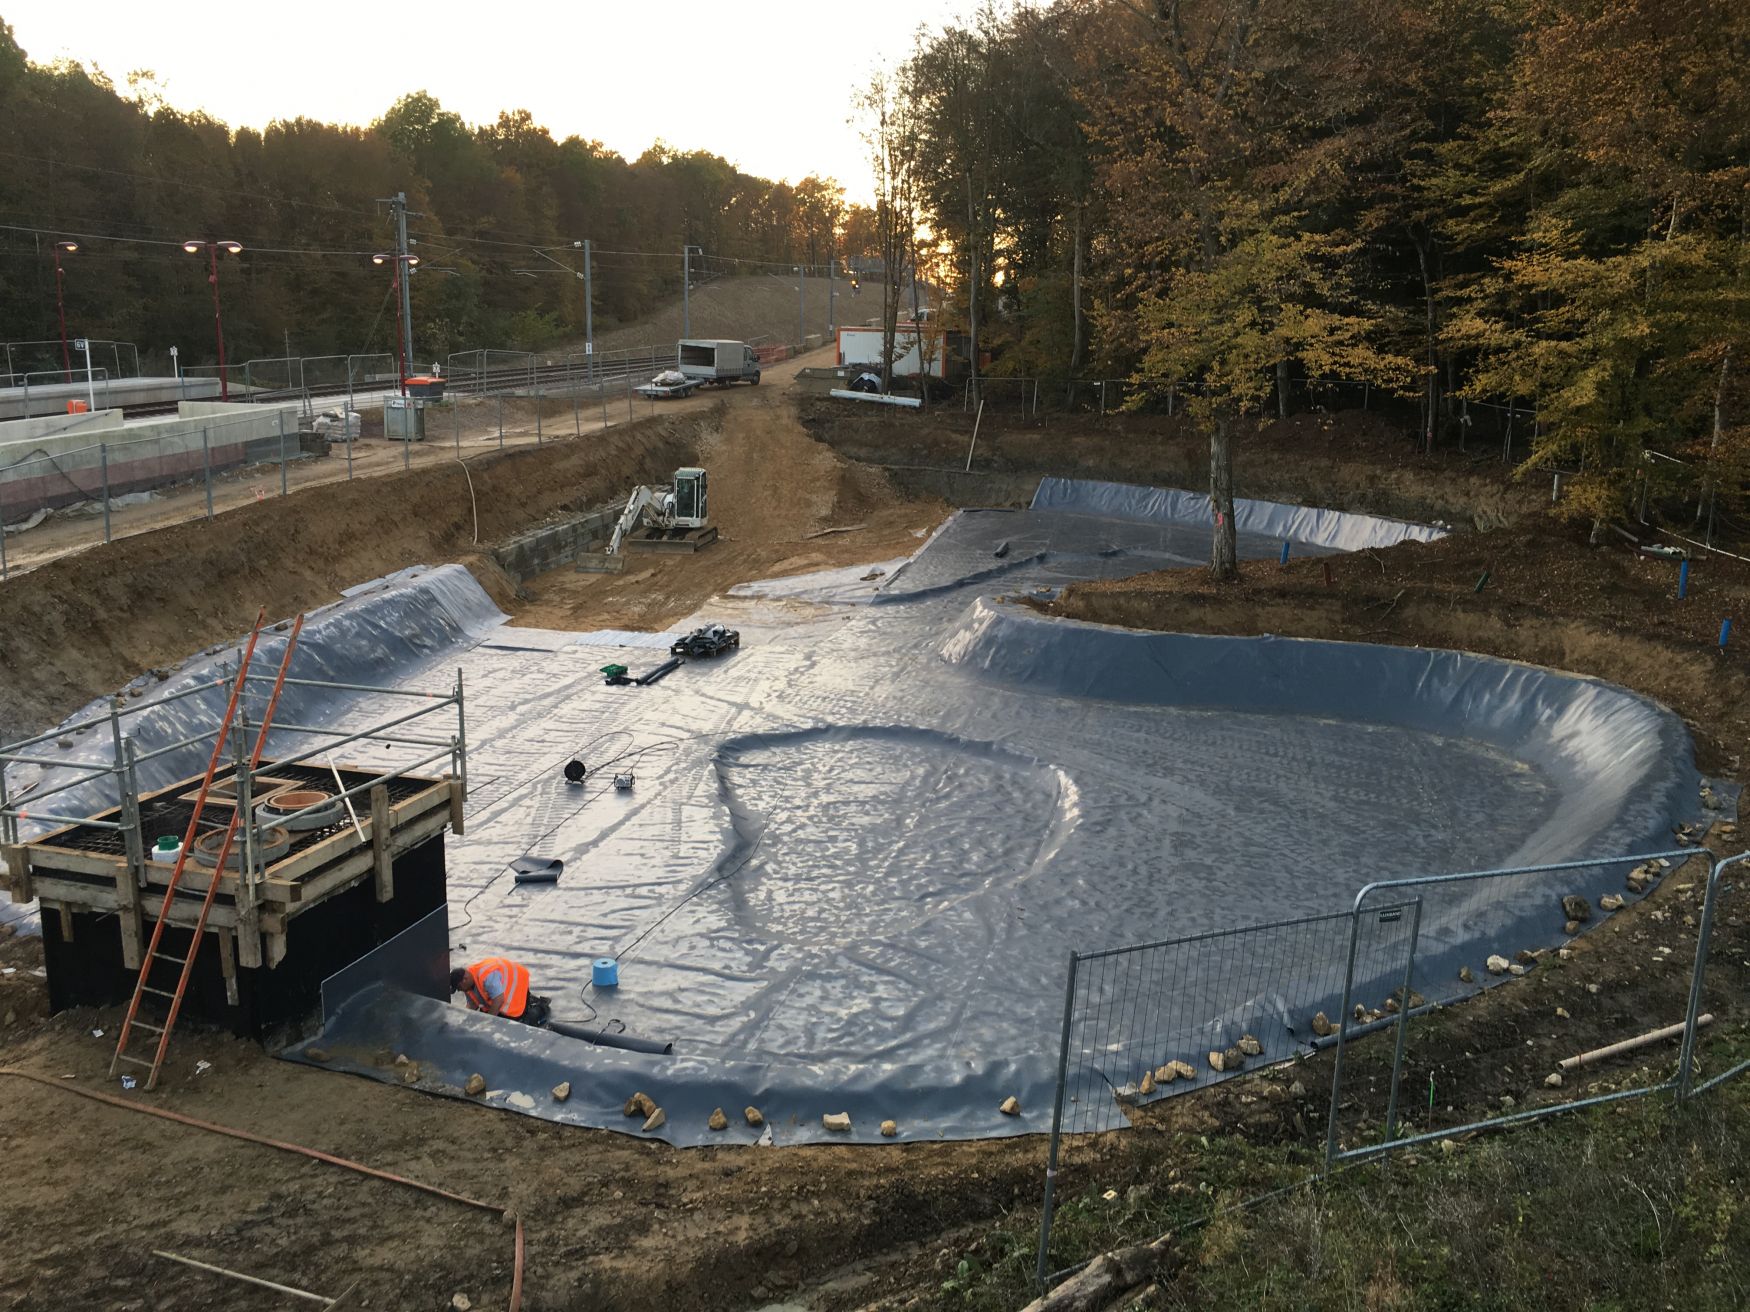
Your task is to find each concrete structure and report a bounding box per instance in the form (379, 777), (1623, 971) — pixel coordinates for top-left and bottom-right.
(0, 375), (222, 421)
(0, 400), (304, 520)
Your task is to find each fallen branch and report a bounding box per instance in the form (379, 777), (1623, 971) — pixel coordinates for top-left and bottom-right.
(803, 524), (866, 539)
(1558, 1014), (1711, 1071)
(1019, 1238), (1177, 1312)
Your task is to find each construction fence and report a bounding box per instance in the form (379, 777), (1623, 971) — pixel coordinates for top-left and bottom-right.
(1034, 844), (1750, 1291)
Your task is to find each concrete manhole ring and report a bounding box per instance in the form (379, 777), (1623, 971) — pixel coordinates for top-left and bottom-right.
(256, 787), (344, 831)
(192, 824), (292, 869)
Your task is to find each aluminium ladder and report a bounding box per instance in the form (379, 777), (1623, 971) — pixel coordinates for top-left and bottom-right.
(109, 610), (305, 1089)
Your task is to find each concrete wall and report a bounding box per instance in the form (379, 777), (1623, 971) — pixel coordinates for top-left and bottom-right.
(0, 375), (222, 421)
(492, 504), (621, 580)
(0, 402), (304, 518)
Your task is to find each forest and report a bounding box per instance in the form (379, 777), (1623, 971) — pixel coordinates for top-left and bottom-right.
(871, 0), (1748, 559)
(0, 20), (865, 373)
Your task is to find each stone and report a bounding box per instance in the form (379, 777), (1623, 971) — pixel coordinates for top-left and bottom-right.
(1440, 1138), (1458, 1156)
(1138, 1070), (1156, 1095)
(999, 1096), (1021, 1116)
(1500, 1094), (1516, 1109)
(400, 1064), (420, 1084)
(452, 1294), (472, 1311)
(1208, 1050), (1228, 1072)
(1561, 894), (1591, 923)
(1237, 1034), (1263, 1056)
(642, 1107), (666, 1132)
(1223, 1046), (1245, 1070)
(305, 1048), (330, 1063)
(1353, 1003), (1368, 1021)
(1554, 1007), (1570, 1020)
(1385, 996), (1400, 1014)
(1508, 964), (1527, 977)
(1289, 1081), (1307, 1098)
(1486, 955), (1510, 976)
(464, 1073), (486, 1097)
(1154, 1064), (1177, 1084)
(507, 1092), (536, 1111)
(1545, 1072), (1564, 1088)
(552, 1082), (571, 1102)
(394, 1052), (414, 1067)
(708, 1107), (728, 1131)
(1600, 894), (1626, 912)
(1310, 1011), (1335, 1038)
(1586, 983), (1601, 995)
(822, 1112), (852, 1132)
(744, 1106), (765, 1126)
(1564, 920), (1581, 935)
(1459, 966), (1475, 984)
(880, 1120), (898, 1138)
(1516, 949), (1538, 965)
(1166, 1060), (1196, 1082)
(624, 1091), (656, 1119)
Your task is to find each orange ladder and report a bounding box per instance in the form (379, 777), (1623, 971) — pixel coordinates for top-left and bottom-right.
(110, 610), (305, 1089)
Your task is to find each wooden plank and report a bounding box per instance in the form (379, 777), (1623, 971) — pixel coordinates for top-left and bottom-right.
(448, 776), (465, 837)
(370, 785), (392, 902)
(57, 904), (73, 941)
(2, 843), (32, 902)
(21, 845), (125, 879)
(216, 928), (239, 1006)
(275, 807), (451, 913)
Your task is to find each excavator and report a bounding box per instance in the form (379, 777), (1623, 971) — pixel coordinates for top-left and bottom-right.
(607, 467), (712, 554)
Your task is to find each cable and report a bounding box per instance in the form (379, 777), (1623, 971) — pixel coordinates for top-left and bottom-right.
(0, 1066), (524, 1311)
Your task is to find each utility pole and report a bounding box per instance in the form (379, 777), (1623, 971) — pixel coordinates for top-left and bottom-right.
(393, 192), (415, 384)
(828, 253), (836, 338)
(683, 244), (692, 337)
(797, 265), (806, 350)
(574, 239), (593, 378)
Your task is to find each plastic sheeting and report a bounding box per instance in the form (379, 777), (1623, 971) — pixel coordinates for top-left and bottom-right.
(274, 481), (1715, 1146)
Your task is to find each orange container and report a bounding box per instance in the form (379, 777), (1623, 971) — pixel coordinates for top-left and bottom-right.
(67, 399), (89, 414)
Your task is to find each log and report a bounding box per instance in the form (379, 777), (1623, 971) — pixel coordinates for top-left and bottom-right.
(1558, 1014), (1711, 1071)
(1019, 1238), (1176, 1312)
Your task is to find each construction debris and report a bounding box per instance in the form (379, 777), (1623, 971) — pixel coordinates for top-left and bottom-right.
(999, 1096), (1021, 1116)
(822, 1112), (852, 1132)
(624, 1091), (657, 1119)
(708, 1108), (728, 1131)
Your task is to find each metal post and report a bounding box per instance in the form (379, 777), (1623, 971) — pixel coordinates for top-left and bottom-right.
(403, 425), (411, 471)
(683, 245), (692, 337)
(202, 427), (213, 520)
(454, 398), (461, 454)
(573, 374), (580, 438)
(0, 485), (8, 581)
(1035, 951), (1080, 1292)
(828, 254), (836, 334)
(583, 239), (594, 381)
(454, 667), (468, 797)
(536, 372), (542, 443)
(119, 732), (146, 891)
(82, 339), (97, 413)
(601, 375), (610, 431)
(1677, 855), (1725, 1100)
(394, 192), (415, 389)
(100, 441), (111, 543)
(798, 264), (806, 350)
(497, 395), (504, 448)
(278, 411), (289, 497)
(1324, 907), (1368, 1169)
(627, 373), (634, 423)
(1383, 897), (1424, 1142)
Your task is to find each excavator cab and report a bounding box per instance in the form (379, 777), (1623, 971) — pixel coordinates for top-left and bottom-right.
(673, 468), (708, 524)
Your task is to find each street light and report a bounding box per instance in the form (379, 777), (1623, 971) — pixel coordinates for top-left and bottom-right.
(52, 241), (78, 382)
(372, 252), (420, 395)
(183, 239), (243, 400)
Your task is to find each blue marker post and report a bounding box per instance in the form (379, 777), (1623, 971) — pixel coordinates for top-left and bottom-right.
(1722, 618), (1733, 651)
(1678, 558), (1690, 600)
(1279, 540), (1291, 566)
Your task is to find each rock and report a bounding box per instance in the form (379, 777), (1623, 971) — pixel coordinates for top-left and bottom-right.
(1500, 1094), (1516, 1109)
(1561, 894), (1591, 923)
(999, 1096), (1021, 1116)
(1310, 1011), (1335, 1038)
(1440, 1138), (1458, 1156)
(641, 1107), (666, 1132)
(1586, 983), (1602, 995)
(822, 1112), (852, 1132)
(1237, 1034), (1263, 1056)
(1212, 1046), (1245, 1072)
(1459, 966), (1475, 984)
(624, 1091), (656, 1119)
(1486, 955), (1510, 976)
(708, 1107), (728, 1131)
(1154, 1064), (1177, 1084)
(1385, 995), (1400, 1014)
(1169, 1059), (1196, 1081)
(507, 1092), (536, 1111)
(393, 1052), (414, 1067)
(880, 1119), (898, 1138)
(744, 1105), (764, 1126)
(1508, 964), (1527, 977)
(1554, 1007), (1570, 1020)
(1600, 894), (1626, 912)
(552, 1081), (571, 1102)
(464, 1073), (486, 1097)
(1138, 1070), (1156, 1095)
(1564, 919), (1581, 935)
(1545, 1072), (1564, 1088)
(1289, 1081), (1307, 1098)
(1353, 1003), (1367, 1021)
(1516, 949), (1538, 965)
(400, 1064), (420, 1084)
(1208, 1050), (1227, 1072)
(305, 1047), (330, 1063)
(452, 1294), (472, 1311)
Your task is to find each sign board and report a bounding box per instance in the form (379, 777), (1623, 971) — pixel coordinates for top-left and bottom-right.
(73, 338), (88, 352)
(585, 342), (593, 355)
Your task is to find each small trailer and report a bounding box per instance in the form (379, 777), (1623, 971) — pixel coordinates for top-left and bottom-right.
(636, 368), (702, 400)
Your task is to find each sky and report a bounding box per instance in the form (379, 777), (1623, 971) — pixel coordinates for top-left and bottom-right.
(5, 1), (989, 205)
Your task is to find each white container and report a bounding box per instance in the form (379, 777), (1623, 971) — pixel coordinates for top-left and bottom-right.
(149, 836), (183, 865)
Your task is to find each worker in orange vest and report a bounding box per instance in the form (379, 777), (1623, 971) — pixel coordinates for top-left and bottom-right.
(449, 956), (551, 1026)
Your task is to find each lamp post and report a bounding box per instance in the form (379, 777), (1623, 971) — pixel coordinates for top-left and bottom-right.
(183, 239), (243, 400)
(52, 240), (78, 382)
(372, 252), (421, 396)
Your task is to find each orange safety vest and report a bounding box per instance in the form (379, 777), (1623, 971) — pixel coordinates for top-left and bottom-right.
(461, 956), (531, 1019)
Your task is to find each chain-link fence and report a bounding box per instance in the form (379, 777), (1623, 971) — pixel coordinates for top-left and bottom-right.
(1034, 843), (1750, 1295)
(2, 339), (140, 388)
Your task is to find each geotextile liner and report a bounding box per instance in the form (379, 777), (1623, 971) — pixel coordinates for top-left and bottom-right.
(7, 478), (1719, 1142)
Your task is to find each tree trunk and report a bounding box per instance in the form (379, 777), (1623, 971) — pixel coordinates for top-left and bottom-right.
(1209, 413), (1238, 581)
(1276, 358), (1290, 419)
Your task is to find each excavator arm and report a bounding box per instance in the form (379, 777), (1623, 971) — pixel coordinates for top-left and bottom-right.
(608, 486), (655, 555)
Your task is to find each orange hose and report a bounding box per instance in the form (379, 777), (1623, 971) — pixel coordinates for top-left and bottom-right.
(1, 1067), (524, 1309)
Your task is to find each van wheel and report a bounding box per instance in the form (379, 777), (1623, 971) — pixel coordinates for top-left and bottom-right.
(752, 372), (761, 386)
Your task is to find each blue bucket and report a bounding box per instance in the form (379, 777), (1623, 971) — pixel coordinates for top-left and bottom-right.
(592, 957), (620, 988)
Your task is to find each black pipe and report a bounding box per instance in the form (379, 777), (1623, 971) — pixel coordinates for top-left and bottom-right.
(547, 1017), (674, 1055)
(635, 658), (681, 687)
